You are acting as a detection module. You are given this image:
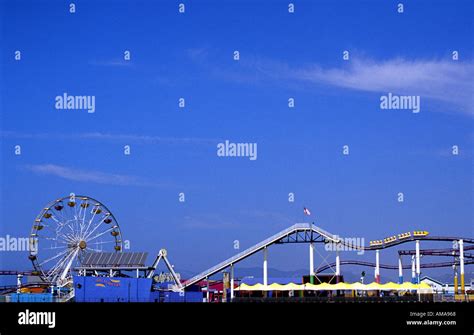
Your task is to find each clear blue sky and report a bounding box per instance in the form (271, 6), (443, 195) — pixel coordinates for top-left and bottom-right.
(0, 0), (473, 282)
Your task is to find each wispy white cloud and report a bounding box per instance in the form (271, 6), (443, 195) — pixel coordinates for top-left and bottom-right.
(89, 59), (133, 67)
(292, 58), (473, 114)
(0, 131), (219, 144)
(24, 164), (166, 187)
(190, 50), (473, 115)
(77, 132), (219, 144)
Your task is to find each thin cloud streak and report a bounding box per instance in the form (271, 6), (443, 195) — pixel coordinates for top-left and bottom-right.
(79, 132), (220, 144)
(0, 131), (219, 144)
(88, 59), (134, 67)
(24, 164), (166, 187)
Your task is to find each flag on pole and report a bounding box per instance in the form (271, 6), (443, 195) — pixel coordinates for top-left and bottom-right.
(303, 207), (311, 216)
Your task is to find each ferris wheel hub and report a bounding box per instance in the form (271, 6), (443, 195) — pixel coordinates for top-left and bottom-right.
(79, 241), (87, 249)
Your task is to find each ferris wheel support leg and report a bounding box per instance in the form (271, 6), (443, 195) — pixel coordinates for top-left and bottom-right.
(60, 249), (79, 281)
(459, 239), (465, 294)
(336, 250), (340, 283)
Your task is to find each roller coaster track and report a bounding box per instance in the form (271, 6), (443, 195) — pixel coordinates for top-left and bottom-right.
(183, 223), (474, 288)
(315, 259), (474, 273)
(398, 246), (474, 258)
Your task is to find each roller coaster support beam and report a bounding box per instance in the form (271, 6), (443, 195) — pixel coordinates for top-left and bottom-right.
(415, 240), (421, 284)
(263, 247), (268, 287)
(454, 271), (458, 294)
(398, 255), (403, 284)
(309, 243), (315, 283)
(230, 264), (235, 300)
(336, 250), (340, 282)
(460, 239), (465, 294)
(16, 274), (23, 293)
(411, 255), (416, 283)
(206, 277), (210, 302)
(147, 249), (183, 289)
(375, 250), (380, 283)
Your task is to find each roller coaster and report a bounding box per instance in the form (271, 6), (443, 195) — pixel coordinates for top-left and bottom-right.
(182, 223), (473, 299)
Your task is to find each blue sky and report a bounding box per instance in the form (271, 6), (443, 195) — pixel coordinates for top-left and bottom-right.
(0, 0), (473, 283)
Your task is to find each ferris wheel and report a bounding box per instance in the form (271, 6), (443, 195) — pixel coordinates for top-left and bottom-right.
(29, 195), (123, 284)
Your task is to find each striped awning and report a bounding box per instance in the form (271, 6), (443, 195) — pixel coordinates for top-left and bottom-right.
(234, 282), (433, 293)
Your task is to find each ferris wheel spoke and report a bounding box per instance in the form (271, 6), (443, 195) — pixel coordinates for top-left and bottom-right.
(65, 203), (78, 232)
(55, 211), (75, 234)
(82, 217), (107, 241)
(43, 245), (69, 250)
(42, 237), (70, 245)
(50, 232), (75, 243)
(39, 247), (72, 267)
(81, 207), (99, 240)
(81, 218), (99, 241)
(60, 248), (80, 280)
(88, 240), (115, 245)
(47, 249), (77, 280)
(74, 200), (80, 221)
(82, 202), (89, 226)
(54, 220), (73, 236)
(47, 256), (70, 276)
(77, 202), (83, 220)
(63, 233), (77, 244)
(51, 211), (68, 225)
(41, 235), (71, 245)
(87, 246), (105, 252)
(58, 220), (76, 232)
(80, 205), (91, 238)
(85, 226), (114, 242)
(49, 247), (76, 271)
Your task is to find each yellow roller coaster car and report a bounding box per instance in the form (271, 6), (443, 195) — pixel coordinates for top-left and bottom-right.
(413, 231), (429, 237)
(370, 240), (383, 246)
(398, 232), (412, 239)
(383, 236), (397, 244)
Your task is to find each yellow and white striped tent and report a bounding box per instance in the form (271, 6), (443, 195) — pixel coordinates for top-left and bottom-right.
(234, 282), (432, 293)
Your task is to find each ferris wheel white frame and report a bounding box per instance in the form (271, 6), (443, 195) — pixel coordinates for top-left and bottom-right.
(29, 195), (123, 284)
